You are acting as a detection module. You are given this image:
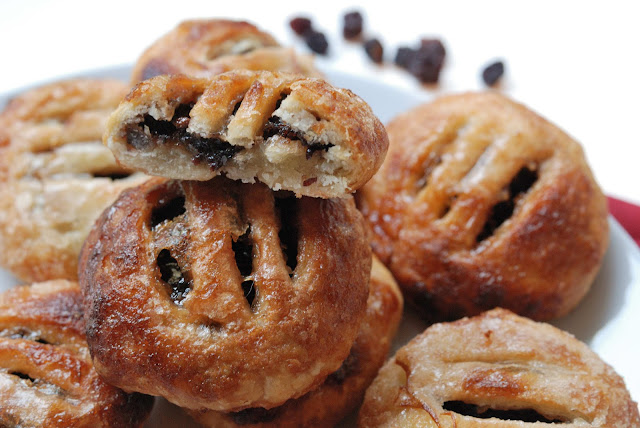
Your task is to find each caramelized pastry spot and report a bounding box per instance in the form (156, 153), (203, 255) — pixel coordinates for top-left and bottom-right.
(157, 249), (191, 305)
(476, 165), (538, 242)
(151, 195), (186, 228)
(275, 196), (298, 275)
(442, 401), (566, 423)
(262, 116), (333, 160)
(126, 103), (241, 169)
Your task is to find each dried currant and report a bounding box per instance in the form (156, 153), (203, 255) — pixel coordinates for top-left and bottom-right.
(343, 11), (363, 39)
(407, 38), (446, 83)
(482, 60), (505, 86)
(305, 30), (329, 55)
(394, 46), (415, 68)
(364, 38), (384, 63)
(289, 17), (312, 36)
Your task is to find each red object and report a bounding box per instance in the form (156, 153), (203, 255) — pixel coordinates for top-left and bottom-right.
(608, 196), (640, 247)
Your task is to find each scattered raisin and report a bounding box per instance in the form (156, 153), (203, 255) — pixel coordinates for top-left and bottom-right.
(343, 11), (363, 39)
(482, 60), (505, 86)
(407, 38), (446, 83)
(364, 38), (384, 63)
(304, 30), (329, 55)
(394, 46), (414, 68)
(289, 17), (312, 36)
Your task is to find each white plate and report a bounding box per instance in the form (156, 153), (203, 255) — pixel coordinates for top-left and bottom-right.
(1, 66), (639, 425)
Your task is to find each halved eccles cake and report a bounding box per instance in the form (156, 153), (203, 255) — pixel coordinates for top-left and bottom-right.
(357, 92), (609, 322)
(79, 177), (372, 412)
(0, 280), (154, 427)
(103, 70), (389, 198)
(130, 18), (322, 84)
(358, 308), (640, 428)
(0, 79), (147, 282)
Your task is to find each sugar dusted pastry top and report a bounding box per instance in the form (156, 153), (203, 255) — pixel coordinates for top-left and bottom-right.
(0, 78), (146, 282)
(190, 255), (403, 427)
(357, 91), (609, 321)
(79, 177), (372, 411)
(104, 70), (388, 198)
(0, 280), (153, 427)
(130, 18), (321, 83)
(358, 308), (640, 427)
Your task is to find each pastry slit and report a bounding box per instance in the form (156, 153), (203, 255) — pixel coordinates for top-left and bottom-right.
(442, 400), (567, 423)
(156, 249), (192, 305)
(231, 228), (256, 308)
(274, 196), (298, 276)
(476, 165), (538, 243)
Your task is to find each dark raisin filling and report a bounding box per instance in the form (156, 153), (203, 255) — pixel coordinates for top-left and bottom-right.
(151, 195), (186, 229)
(232, 229), (256, 307)
(476, 166), (538, 242)
(327, 350), (359, 385)
(10, 371), (37, 383)
(230, 407), (280, 425)
(126, 103), (241, 170)
(443, 401), (566, 423)
(157, 249), (191, 305)
(274, 196), (298, 276)
(263, 116), (333, 159)
(91, 172), (132, 181)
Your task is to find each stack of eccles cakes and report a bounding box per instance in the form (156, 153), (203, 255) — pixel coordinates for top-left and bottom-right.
(0, 18), (637, 427)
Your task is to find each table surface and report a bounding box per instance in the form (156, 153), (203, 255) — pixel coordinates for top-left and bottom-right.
(1, 0), (638, 205)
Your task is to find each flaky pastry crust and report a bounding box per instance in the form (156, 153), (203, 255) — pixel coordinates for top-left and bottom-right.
(130, 19), (321, 83)
(0, 79), (147, 282)
(189, 255), (403, 427)
(104, 71), (388, 198)
(357, 92), (609, 321)
(79, 177), (371, 412)
(0, 280), (153, 427)
(358, 308), (640, 427)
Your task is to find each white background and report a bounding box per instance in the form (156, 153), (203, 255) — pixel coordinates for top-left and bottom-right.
(1, 0), (639, 204)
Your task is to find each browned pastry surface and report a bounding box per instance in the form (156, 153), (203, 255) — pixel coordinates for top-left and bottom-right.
(130, 19), (321, 83)
(189, 255), (403, 427)
(0, 79), (147, 282)
(358, 308), (640, 428)
(0, 280), (153, 427)
(357, 92), (609, 322)
(79, 176), (371, 412)
(104, 71), (388, 198)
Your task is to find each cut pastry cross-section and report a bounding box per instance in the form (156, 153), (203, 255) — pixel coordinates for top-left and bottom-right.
(104, 71), (389, 198)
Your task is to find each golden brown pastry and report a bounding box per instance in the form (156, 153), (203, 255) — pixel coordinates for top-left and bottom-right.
(189, 255), (403, 427)
(130, 19), (321, 83)
(0, 280), (153, 427)
(0, 79), (147, 282)
(79, 177), (371, 412)
(358, 308), (640, 428)
(357, 92), (609, 322)
(103, 71), (388, 198)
